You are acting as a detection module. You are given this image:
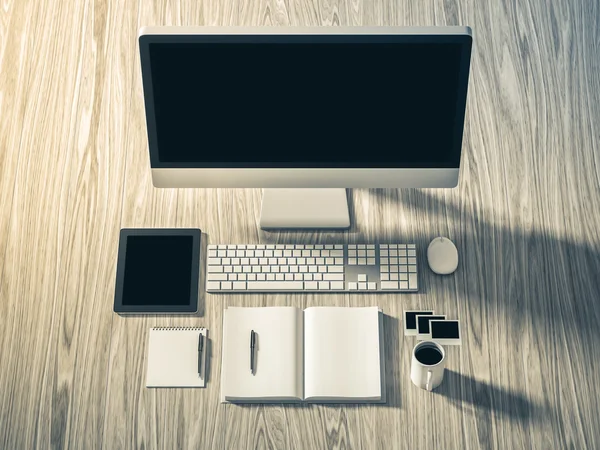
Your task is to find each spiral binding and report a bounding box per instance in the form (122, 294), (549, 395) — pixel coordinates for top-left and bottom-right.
(152, 326), (205, 331)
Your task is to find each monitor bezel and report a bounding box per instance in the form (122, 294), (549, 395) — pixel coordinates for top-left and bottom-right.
(139, 27), (472, 171)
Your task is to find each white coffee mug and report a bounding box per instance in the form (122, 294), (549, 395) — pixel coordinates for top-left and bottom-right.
(411, 340), (446, 391)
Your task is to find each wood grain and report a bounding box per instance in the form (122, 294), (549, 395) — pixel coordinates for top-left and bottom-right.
(1, 0), (599, 448)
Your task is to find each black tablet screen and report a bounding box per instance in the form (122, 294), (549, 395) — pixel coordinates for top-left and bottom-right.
(431, 321), (460, 339)
(122, 236), (193, 305)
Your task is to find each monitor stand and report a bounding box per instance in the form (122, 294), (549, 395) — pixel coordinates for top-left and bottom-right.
(260, 188), (350, 230)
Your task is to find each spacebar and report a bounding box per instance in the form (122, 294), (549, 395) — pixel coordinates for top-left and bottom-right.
(246, 281), (304, 290)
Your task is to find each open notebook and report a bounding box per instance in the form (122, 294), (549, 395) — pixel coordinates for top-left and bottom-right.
(221, 306), (385, 403)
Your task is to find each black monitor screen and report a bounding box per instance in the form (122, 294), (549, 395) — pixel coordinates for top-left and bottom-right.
(143, 36), (471, 168)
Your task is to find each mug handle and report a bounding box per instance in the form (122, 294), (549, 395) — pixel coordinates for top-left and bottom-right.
(426, 370), (433, 391)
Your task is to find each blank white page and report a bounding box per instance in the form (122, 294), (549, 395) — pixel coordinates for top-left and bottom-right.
(304, 307), (382, 401)
(221, 307), (303, 401)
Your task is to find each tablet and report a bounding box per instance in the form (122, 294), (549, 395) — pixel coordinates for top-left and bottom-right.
(113, 229), (201, 314)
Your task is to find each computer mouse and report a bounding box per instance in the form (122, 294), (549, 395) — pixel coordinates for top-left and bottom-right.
(427, 237), (458, 275)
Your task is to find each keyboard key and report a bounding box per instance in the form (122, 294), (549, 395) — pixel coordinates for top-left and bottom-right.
(390, 249), (398, 257)
(367, 250), (375, 257)
(228, 274), (237, 281)
(331, 250), (343, 257)
(314, 273), (323, 281)
(252, 266), (261, 273)
(367, 258), (376, 265)
(324, 273), (344, 281)
(259, 258), (268, 265)
(316, 258), (325, 265)
(293, 250), (302, 257)
(334, 258), (344, 265)
(381, 258), (389, 265)
(408, 258), (417, 265)
(257, 274), (266, 281)
(309, 266), (318, 273)
(407, 244), (415, 249)
(358, 282), (367, 290)
(294, 273), (303, 281)
(399, 250), (407, 257)
(276, 274), (284, 281)
(231, 258), (240, 265)
(331, 281), (344, 290)
(247, 281), (304, 290)
(348, 250), (357, 257)
(221, 281), (233, 290)
(381, 281), (399, 290)
(409, 266), (417, 273)
(318, 281), (330, 290)
(390, 258), (398, 265)
(234, 266), (242, 273)
(348, 244), (357, 249)
(367, 244), (375, 249)
(358, 258), (366, 265)
(400, 273), (408, 281)
(284, 250), (292, 257)
(315, 245), (324, 249)
(285, 245), (294, 250)
(302, 250), (311, 257)
(208, 250), (217, 257)
(399, 258), (407, 265)
(299, 266), (308, 272)
(239, 273), (247, 280)
(358, 274), (367, 282)
(358, 250), (366, 257)
(400, 281), (409, 290)
(318, 266), (327, 273)
(278, 258), (287, 265)
(381, 266), (389, 272)
(368, 282), (377, 290)
(312, 250), (320, 257)
(348, 282), (358, 290)
(255, 250), (264, 257)
(390, 273), (399, 280)
(307, 258), (316, 265)
(265, 250), (273, 257)
(325, 244), (334, 249)
(290, 266), (299, 273)
(248, 274), (257, 281)
(245, 250), (254, 257)
(381, 273), (389, 280)
(381, 250), (388, 257)
(297, 257), (306, 265)
(322, 250), (330, 257)
(281, 266), (289, 273)
(241, 258), (250, 265)
(242, 266), (251, 273)
(409, 274), (418, 290)
(274, 250), (283, 257)
(285, 273), (294, 280)
(303, 273), (313, 281)
(305, 281), (318, 290)
(207, 273), (228, 281)
(208, 258), (221, 265)
(325, 257), (335, 265)
(206, 281), (220, 290)
(271, 266), (279, 273)
(268, 258), (277, 265)
(227, 250), (236, 257)
(208, 266), (224, 273)
(328, 266), (344, 273)
(267, 274), (275, 281)
(261, 266), (270, 273)
(217, 250), (226, 257)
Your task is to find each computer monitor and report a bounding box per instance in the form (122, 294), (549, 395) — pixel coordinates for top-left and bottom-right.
(138, 26), (472, 229)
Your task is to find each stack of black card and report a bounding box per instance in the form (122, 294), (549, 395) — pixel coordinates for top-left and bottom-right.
(404, 310), (461, 345)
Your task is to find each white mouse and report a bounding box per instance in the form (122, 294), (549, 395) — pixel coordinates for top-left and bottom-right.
(427, 237), (459, 275)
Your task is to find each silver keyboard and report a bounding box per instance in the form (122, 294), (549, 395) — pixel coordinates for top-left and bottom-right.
(206, 244), (418, 293)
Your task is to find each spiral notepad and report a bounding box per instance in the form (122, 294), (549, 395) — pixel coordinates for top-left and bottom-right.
(146, 327), (208, 388)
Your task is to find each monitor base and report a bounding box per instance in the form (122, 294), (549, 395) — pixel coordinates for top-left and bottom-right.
(260, 189), (351, 230)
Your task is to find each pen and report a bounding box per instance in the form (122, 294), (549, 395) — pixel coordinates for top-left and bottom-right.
(250, 330), (256, 375)
(198, 333), (204, 377)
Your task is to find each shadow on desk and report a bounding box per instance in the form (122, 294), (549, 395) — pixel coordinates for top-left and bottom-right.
(435, 370), (545, 423)
(369, 188), (600, 348)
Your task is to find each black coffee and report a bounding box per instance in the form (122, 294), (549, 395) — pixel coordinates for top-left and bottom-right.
(415, 347), (443, 365)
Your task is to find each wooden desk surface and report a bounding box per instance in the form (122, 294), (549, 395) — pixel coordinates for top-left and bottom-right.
(1, 0), (599, 448)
